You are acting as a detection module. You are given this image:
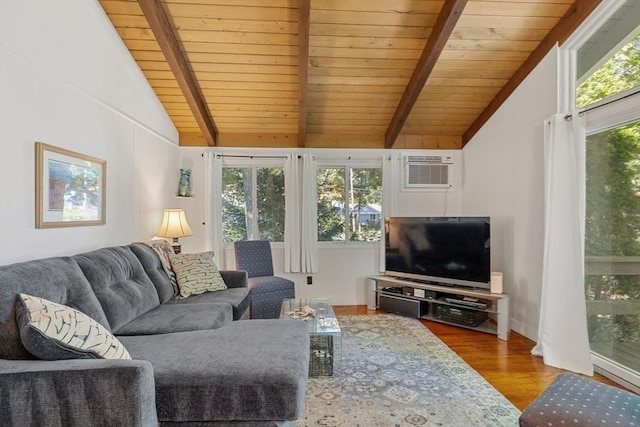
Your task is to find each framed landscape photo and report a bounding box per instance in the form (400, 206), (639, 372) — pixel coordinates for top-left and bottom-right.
(35, 142), (106, 228)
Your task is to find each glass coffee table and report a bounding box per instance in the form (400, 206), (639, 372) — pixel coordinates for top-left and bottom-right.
(280, 298), (342, 376)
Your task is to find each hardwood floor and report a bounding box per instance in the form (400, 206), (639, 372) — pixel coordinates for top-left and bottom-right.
(333, 305), (620, 411)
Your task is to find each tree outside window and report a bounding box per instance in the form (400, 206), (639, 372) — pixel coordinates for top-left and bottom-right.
(317, 167), (382, 242)
(222, 167), (285, 242)
(579, 28), (640, 374)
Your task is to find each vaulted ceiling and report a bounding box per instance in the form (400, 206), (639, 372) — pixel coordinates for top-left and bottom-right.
(99, 0), (601, 149)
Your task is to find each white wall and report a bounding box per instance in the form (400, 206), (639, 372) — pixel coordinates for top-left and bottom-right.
(0, 0), (179, 265)
(462, 47), (560, 340)
(179, 147), (464, 305)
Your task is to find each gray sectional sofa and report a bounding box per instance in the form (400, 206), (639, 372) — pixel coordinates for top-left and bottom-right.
(0, 243), (310, 426)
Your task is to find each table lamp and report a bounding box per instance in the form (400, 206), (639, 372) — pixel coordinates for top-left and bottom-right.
(156, 209), (193, 254)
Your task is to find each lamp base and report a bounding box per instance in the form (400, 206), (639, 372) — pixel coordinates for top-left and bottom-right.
(172, 238), (182, 254)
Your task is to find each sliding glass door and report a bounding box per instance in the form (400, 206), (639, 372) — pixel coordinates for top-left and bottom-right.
(576, 0), (640, 388)
(584, 121), (640, 378)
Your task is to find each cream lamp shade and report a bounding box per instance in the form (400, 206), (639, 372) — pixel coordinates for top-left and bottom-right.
(156, 209), (193, 254)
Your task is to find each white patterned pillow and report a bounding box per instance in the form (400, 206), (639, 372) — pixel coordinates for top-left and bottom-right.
(170, 251), (227, 299)
(15, 293), (131, 360)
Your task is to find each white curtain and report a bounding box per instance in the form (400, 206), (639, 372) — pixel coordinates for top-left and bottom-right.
(203, 152), (226, 268)
(379, 153), (400, 272)
(284, 154), (301, 273)
(300, 154), (318, 273)
(531, 112), (593, 376)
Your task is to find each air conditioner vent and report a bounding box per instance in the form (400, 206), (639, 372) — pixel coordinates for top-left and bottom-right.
(403, 155), (453, 189)
(408, 163), (449, 185)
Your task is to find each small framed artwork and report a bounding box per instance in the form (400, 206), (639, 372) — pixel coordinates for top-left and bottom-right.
(35, 142), (106, 228)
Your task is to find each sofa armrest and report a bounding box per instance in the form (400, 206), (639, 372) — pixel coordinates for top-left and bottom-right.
(220, 269), (248, 289)
(0, 358), (157, 427)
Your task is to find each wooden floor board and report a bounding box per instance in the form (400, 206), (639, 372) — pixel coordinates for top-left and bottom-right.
(333, 305), (621, 411)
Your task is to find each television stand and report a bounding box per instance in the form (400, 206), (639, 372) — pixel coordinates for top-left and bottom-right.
(368, 275), (510, 341)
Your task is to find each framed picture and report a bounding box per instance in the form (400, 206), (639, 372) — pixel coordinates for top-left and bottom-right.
(35, 142), (106, 228)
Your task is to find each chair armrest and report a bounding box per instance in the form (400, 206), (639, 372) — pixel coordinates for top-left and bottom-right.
(0, 358), (157, 427)
(220, 269), (248, 288)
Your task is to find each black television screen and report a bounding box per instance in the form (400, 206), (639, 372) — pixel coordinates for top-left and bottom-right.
(384, 217), (491, 289)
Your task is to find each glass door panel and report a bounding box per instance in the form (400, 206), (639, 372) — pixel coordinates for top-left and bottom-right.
(585, 121), (640, 376)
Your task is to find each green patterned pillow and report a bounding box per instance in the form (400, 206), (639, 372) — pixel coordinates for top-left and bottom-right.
(15, 293), (131, 360)
(170, 251), (228, 299)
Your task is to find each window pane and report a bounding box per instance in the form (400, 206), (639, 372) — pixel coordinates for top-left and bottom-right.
(316, 166), (382, 242)
(222, 167), (285, 243)
(317, 167), (345, 241)
(585, 121), (640, 375)
(222, 167), (249, 242)
(256, 167), (285, 241)
(349, 168), (382, 242)
(576, 0), (640, 108)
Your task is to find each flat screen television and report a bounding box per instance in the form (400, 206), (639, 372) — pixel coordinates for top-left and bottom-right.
(384, 216), (491, 290)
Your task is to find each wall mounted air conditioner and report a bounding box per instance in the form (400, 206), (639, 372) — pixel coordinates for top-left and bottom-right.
(403, 155), (453, 190)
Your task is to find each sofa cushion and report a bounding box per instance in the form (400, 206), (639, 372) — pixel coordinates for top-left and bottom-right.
(170, 251), (227, 299)
(129, 242), (176, 304)
(115, 303), (233, 335)
(73, 246), (161, 332)
(167, 287), (250, 321)
(248, 276), (296, 295)
(16, 293), (131, 360)
(118, 320), (310, 423)
(0, 257), (110, 360)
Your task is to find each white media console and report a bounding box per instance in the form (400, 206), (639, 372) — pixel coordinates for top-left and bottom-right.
(369, 275), (510, 341)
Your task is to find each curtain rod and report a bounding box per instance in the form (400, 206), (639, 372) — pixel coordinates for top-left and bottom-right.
(201, 153), (304, 159)
(200, 153), (289, 159)
(216, 154), (288, 159)
(565, 88), (640, 121)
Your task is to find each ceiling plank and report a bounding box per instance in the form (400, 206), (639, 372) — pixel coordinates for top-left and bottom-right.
(384, 0), (469, 149)
(138, 0), (218, 146)
(462, 0), (602, 146)
(298, 0), (311, 147)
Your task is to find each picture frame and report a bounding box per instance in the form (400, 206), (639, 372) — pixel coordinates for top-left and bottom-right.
(35, 142), (106, 228)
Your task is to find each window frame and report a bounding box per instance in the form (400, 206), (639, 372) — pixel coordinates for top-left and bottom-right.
(560, 0), (640, 391)
(560, 0), (635, 112)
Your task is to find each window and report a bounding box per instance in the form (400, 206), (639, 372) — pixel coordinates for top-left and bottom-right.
(317, 166), (382, 242)
(576, 1), (640, 108)
(221, 166), (285, 242)
(584, 121), (640, 376)
(574, 0), (640, 386)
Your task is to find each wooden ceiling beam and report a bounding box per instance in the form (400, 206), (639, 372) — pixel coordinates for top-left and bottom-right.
(297, 0), (311, 147)
(138, 0), (218, 146)
(384, 0), (469, 149)
(462, 0), (602, 147)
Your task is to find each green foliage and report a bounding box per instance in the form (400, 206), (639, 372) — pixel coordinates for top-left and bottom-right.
(222, 168), (248, 242)
(221, 166), (285, 242)
(577, 34), (640, 108)
(316, 167), (382, 242)
(580, 32), (640, 346)
(257, 167), (285, 241)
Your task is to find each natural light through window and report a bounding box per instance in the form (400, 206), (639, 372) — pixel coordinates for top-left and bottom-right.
(576, 0), (640, 108)
(584, 121), (640, 376)
(221, 167), (285, 242)
(317, 167), (382, 243)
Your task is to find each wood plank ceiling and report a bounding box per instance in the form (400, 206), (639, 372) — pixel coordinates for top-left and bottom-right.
(99, 0), (601, 149)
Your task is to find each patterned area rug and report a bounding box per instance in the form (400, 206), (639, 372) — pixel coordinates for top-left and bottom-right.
(298, 314), (520, 426)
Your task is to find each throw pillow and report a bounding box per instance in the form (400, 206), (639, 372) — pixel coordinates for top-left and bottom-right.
(15, 293), (131, 360)
(143, 238), (179, 296)
(170, 251), (227, 299)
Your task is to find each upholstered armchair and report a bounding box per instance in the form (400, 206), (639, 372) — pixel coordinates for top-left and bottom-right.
(519, 373), (640, 426)
(233, 240), (296, 319)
